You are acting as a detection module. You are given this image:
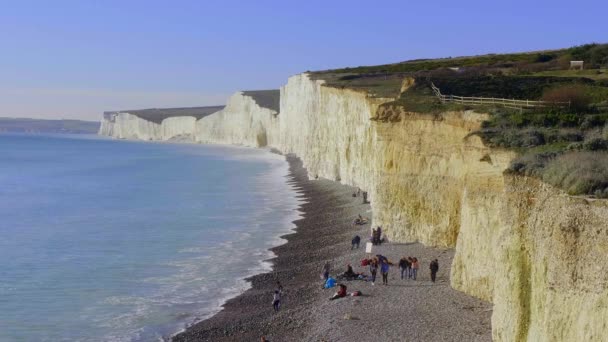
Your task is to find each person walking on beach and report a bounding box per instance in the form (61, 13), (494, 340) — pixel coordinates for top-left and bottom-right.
(351, 235), (361, 249)
(430, 259), (439, 283)
(399, 257), (411, 280)
(380, 258), (390, 285)
(369, 258), (378, 285)
(276, 281), (284, 294)
(411, 257), (419, 280)
(272, 290), (281, 312)
(407, 257), (414, 278)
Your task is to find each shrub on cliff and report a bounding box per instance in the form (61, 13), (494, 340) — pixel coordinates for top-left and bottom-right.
(541, 152), (608, 197)
(541, 85), (592, 113)
(507, 152), (557, 177)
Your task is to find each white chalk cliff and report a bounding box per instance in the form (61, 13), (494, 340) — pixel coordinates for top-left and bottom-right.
(100, 73), (608, 341)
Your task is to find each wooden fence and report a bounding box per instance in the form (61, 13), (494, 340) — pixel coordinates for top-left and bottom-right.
(430, 83), (570, 110)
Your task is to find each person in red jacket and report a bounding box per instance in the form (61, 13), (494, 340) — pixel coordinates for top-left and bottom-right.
(330, 283), (347, 300)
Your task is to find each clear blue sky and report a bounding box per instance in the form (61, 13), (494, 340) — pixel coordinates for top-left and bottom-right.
(1, 0), (606, 121)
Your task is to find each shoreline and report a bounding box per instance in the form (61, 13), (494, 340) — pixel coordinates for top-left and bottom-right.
(173, 155), (492, 341)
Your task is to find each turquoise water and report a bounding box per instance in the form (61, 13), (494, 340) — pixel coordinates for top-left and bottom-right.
(0, 134), (301, 341)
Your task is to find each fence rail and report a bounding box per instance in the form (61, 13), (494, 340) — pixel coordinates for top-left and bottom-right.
(430, 83), (570, 110)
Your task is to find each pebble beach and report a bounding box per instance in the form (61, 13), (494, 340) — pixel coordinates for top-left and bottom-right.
(173, 155), (492, 342)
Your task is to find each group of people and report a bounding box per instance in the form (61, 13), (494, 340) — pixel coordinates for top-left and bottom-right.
(397, 257), (439, 282)
(398, 256), (420, 280)
(366, 255), (392, 285)
(272, 211), (444, 312)
(351, 188), (368, 204)
(371, 226), (384, 245)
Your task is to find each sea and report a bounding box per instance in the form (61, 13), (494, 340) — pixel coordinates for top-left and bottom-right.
(0, 133), (302, 341)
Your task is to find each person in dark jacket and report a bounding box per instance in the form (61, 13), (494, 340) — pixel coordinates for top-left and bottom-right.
(342, 264), (357, 279)
(430, 259), (439, 282)
(351, 235), (361, 249)
(398, 257), (411, 280)
(369, 258), (378, 285)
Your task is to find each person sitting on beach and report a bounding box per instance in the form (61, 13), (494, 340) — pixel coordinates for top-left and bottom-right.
(351, 235), (361, 249)
(342, 264), (357, 279)
(399, 257), (411, 280)
(330, 283), (347, 300)
(272, 290), (281, 312)
(354, 214), (368, 225)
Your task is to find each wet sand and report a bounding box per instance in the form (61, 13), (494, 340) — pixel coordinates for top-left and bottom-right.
(173, 155), (491, 342)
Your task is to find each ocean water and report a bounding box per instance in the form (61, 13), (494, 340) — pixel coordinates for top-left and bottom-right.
(0, 134), (302, 341)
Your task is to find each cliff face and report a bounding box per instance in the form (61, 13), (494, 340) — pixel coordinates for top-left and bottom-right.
(99, 113), (199, 141)
(492, 177), (608, 341)
(99, 73), (608, 341)
(195, 92), (280, 147)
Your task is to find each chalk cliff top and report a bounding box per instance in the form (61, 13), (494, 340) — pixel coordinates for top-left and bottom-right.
(104, 106), (225, 124)
(242, 90), (280, 113)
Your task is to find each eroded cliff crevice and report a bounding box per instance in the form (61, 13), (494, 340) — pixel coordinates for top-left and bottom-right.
(99, 73), (608, 341)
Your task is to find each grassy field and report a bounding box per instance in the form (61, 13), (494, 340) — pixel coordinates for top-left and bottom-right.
(532, 69), (608, 80)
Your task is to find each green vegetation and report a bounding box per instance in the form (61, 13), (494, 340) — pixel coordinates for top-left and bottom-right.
(312, 43), (608, 197)
(379, 81), (472, 114)
(475, 99), (608, 197)
(510, 152), (608, 198)
(531, 69), (608, 81)
(313, 43), (608, 76)
(308, 72), (405, 98)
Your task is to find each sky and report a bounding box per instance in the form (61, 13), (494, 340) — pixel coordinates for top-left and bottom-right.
(1, 0), (607, 121)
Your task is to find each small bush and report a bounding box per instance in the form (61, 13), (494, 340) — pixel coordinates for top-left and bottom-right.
(535, 53), (556, 63)
(589, 44), (608, 68)
(542, 152), (608, 197)
(582, 137), (608, 151)
(580, 114), (608, 129)
(541, 85), (591, 113)
(508, 152), (557, 176)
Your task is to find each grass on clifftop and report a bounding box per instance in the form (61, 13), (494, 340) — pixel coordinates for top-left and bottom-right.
(474, 98), (608, 197)
(311, 43), (608, 197)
